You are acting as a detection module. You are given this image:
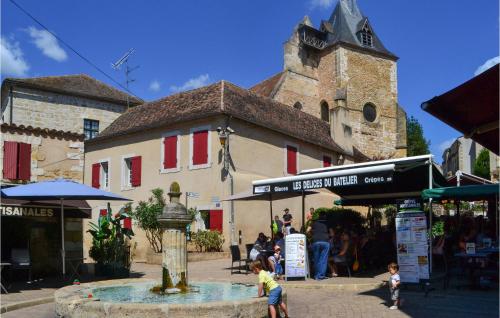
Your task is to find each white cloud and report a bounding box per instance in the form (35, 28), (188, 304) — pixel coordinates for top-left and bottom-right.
(27, 27), (67, 62)
(438, 138), (456, 153)
(474, 56), (499, 76)
(0, 36), (29, 76)
(309, 0), (335, 9)
(149, 80), (161, 92)
(170, 74), (210, 92)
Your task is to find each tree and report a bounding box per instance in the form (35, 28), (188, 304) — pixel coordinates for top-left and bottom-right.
(473, 149), (490, 179)
(130, 188), (165, 253)
(406, 116), (430, 156)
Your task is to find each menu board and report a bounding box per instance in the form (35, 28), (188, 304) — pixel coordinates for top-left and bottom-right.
(395, 211), (429, 283)
(285, 234), (309, 280)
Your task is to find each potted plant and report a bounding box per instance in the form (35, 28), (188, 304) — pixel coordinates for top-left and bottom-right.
(88, 204), (134, 278)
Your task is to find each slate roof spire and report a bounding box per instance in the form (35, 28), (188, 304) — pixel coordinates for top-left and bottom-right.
(324, 0), (396, 59)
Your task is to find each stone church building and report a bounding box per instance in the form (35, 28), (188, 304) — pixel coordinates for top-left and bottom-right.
(83, 0), (407, 260)
(251, 0), (406, 159)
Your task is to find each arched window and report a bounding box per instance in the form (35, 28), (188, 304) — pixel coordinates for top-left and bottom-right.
(320, 101), (329, 122)
(293, 102), (303, 110)
(363, 103), (377, 122)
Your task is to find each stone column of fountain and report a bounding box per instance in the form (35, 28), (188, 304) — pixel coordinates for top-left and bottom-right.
(157, 182), (192, 293)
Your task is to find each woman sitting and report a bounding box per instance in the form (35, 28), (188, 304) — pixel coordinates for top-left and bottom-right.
(330, 231), (353, 277)
(250, 232), (268, 261)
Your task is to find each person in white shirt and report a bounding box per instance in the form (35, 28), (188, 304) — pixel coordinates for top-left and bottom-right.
(388, 262), (402, 310)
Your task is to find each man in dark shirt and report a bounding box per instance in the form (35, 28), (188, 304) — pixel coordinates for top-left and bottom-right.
(282, 208), (293, 235)
(307, 211), (330, 280)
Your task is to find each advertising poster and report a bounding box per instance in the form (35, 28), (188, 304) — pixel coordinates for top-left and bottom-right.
(395, 209), (429, 283)
(285, 234), (309, 280)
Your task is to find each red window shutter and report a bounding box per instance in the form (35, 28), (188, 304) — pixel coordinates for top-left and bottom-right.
(323, 156), (332, 168)
(286, 145), (297, 175)
(209, 210), (223, 233)
(130, 156), (142, 187)
(18, 143), (31, 181)
(163, 136), (177, 169)
(192, 130), (208, 165)
(91, 163), (100, 188)
(3, 141), (19, 179)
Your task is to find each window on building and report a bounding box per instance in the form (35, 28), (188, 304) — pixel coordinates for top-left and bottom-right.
(91, 161), (109, 189)
(320, 101), (330, 122)
(293, 102), (303, 110)
(191, 129), (209, 167)
(323, 155), (332, 168)
(359, 23), (373, 47)
(162, 134), (179, 171)
(84, 119), (99, 140)
(3, 141), (31, 181)
(101, 162), (109, 189)
(363, 103), (377, 122)
(122, 156), (142, 188)
(286, 145), (298, 175)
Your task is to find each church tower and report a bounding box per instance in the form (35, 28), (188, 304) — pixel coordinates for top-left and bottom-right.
(250, 0), (407, 159)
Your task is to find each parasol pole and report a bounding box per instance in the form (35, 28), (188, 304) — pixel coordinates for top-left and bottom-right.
(60, 198), (66, 276)
(301, 190), (305, 233)
(428, 160), (433, 274)
(269, 194), (273, 238)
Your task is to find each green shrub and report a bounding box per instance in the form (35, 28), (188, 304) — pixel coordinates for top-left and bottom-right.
(130, 188), (165, 253)
(88, 205), (134, 268)
(191, 230), (225, 252)
(309, 207), (367, 232)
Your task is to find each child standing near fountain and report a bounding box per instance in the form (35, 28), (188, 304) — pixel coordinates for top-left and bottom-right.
(250, 261), (289, 318)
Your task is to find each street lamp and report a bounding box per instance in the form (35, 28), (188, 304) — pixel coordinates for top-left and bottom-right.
(217, 126), (236, 244)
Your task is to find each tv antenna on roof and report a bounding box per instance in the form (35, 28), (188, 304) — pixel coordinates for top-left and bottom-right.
(111, 48), (139, 108)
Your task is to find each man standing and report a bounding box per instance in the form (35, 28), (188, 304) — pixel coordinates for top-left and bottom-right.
(272, 215), (283, 236)
(307, 211), (330, 280)
(282, 208), (293, 235)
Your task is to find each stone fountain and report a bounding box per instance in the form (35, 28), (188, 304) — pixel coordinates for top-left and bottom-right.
(156, 181), (191, 293)
(55, 182), (279, 318)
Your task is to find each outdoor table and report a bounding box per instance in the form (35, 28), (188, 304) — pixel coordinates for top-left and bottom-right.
(0, 262), (11, 293)
(66, 257), (86, 282)
(453, 251), (495, 289)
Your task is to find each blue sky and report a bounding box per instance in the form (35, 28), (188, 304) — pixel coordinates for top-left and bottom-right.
(1, 0), (499, 161)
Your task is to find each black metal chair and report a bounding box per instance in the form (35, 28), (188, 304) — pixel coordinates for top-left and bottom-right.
(11, 248), (32, 282)
(230, 245), (250, 274)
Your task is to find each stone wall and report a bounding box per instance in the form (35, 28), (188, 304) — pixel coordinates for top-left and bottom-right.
(341, 49), (399, 159)
(0, 126), (84, 183)
(2, 86), (127, 135)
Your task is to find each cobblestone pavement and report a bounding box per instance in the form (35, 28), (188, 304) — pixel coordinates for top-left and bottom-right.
(3, 286), (498, 318)
(2, 260), (498, 317)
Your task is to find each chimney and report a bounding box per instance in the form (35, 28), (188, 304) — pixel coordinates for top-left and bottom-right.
(331, 88), (353, 156)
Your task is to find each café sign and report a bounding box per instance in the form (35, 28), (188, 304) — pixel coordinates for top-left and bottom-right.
(1, 206), (55, 217)
(254, 170), (393, 194)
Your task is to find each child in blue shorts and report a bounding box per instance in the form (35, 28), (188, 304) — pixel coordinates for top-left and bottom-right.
(251, 260), (289, 318)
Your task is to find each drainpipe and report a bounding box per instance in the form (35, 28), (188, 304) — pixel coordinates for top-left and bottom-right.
(222, 116), (236, 245)
(9, 85), (14, 124)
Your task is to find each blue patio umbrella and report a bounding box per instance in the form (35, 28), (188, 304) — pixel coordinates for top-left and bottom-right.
(1, 179), (130, 275)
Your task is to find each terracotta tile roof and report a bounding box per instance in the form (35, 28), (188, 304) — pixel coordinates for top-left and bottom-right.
(1, 123), (84, 140)
(90, 81), (345, 154)
(249, 72), (284, 97)
(2, 74), (143, 106)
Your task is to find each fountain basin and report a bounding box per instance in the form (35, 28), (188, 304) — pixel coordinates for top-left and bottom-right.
(55, 278), (284, 318)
